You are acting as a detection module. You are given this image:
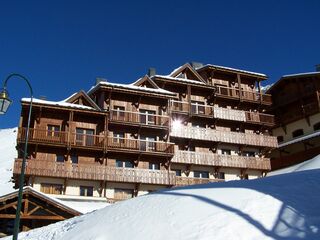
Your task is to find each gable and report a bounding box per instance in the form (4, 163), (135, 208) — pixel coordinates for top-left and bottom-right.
(132, 75), (160, 89)
(169, 63), (206, 83)
(64, 90), (101, 110)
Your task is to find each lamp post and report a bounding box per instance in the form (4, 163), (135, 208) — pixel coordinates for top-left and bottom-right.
(0, 73), (33, 240)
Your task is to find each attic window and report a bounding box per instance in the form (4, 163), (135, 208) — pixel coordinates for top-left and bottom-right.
(292, 129), (304, 138)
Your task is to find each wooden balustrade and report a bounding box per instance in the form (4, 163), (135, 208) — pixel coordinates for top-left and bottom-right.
(106, 137), (174, 154)
(170, 100), (189, 113)
(245, 112), (275, 126)
(172, 151), (271, 170)
(175, 176), (222, 186)
(214, 85), (272, 105)
(109, 110), (169, 127)
(213, 107), (246, 122)
(18, 128), (174, 155)
(14, 159), (176, 185)
(171, 126), (278, 148)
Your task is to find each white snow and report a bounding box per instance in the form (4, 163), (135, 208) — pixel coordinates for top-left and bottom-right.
(6, 155), (320, 240)
(21, 98), (95, 110)
(282, 72), (320, 78)
(154, 75), (207, 85)
(57, 199), (110, 214)
(88, 80), (176, 96)
(198, 64), (267, 77)
(278, 130), (320, 148)
(260, 84), (273, 93)
(0, 128), (17, 195)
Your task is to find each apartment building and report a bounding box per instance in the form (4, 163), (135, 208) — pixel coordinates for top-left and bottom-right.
(267, 66), (320, 169)
(13, 63), (278, 202)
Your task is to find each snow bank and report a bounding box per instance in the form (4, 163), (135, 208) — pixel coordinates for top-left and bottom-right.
(9, 169), (320, 240)
(0, 128), (17, 195)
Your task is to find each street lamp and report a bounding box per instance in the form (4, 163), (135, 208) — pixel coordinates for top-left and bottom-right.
(0, 73), (33, 240)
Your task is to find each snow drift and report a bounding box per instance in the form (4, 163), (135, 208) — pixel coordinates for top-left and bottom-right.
(8, 169), (320, 240)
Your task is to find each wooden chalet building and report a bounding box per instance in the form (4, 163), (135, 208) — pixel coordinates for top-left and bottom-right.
(267, 66), (320, 170)
(13, 63), (278, 202)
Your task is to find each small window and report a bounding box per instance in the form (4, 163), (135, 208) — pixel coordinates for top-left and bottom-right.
(172, 169), (181, 176)
(56, 155), (64, 163)
(139, 109), (156, 125)
(47, 125), (60, 137)
(292, 129), (304, 138)
(40, 183), (63, 195)
(221, 149), (231, 155)
(71, 155), (78, 164)
(116, 160), (134, 168)
(80, 186), (93, 197)
(313, 122), (320, 131)
(113, 132), (125, 143)
(113, 106), (125, 120)
(149, 163), (160, 170)
(218, 172), (225, 180)
(277, 136), (284, 143)
(194, 171), (209, 179)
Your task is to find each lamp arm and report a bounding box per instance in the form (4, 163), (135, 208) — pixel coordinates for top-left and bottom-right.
(3, 73), (33, 97)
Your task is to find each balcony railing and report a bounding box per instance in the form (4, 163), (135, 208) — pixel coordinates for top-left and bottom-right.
(14, 159), (176, 185)
(109, 110), (169, 127)
(214, 85), (272, 105)
(171, 126), (278, 148)
(170, 101), (275, 125)
(172, 150), (271, 170)
(18, 128), (174, 155)
(175, 176), (222, 186)
(106, 137), (174, 154)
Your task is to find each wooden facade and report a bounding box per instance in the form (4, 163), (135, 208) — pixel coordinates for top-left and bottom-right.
(13, 63), (277, 202)
(267, 71), (320, 169)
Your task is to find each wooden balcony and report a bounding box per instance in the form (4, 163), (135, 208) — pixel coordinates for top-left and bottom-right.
(106, 137), (174, 155)
(171, 126), (278, 148)
(214, 85), (272, 105)
(175, 176), (222, 186)
(109, 110), (169, 128)
(14, 159), (176, 185)
(18, 128), (174, 156)
(170, 101), (275, 126)
(172, 150), (271, 170)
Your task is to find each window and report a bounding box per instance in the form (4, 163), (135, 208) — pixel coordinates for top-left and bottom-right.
(149, 163), (160, 170)
(114, 188), (133, 200)
(116, 160), (134, 168)
(191, 101), (205, 115)
(56, 155), (64, 163)
(113, 132), (125, 143)
(314, 122), (320, 131)
(140, 136), (155, 151)
(40, 183), (63, 195)
(173, 169), (182, 176)
(139, 109), (156, 125)
(47, 125), (60, 137)
(218, 172), (225, 180)
(243, 151), (255, 157)
(194, 171), (209, 179)
(76, 128), (95, 146)
(113, 106), (125, 120)
(292, 129), (304, 138)
(71, 155), (78, 164)
(80, 186), (93, 197)
(277, 136), (284, 143)
(221, 149), (231, 155)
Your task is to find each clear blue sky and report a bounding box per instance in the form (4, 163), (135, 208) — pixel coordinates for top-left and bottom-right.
(0, 0), (319, 128)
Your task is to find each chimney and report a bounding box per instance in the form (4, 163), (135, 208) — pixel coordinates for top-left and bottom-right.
(148, 68), (156, 77)
(190, 62), (203, 69)
(96, 77), (106, 85)
(316, 64), (320, 72)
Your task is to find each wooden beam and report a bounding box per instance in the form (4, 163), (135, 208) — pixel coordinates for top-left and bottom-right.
(237, 74), (242, 102)
(0, 214), (65, 220)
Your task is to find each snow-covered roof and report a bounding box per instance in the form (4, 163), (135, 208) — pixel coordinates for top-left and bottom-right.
(21, 97), (96, 111)
(282, 71), (320, 78)
(260, 84), (273, 93)
(88, 80), (176, 96)
(198, 64), (267, 78)
(278, 130), (320, 148)
(154, 75), (207, 85)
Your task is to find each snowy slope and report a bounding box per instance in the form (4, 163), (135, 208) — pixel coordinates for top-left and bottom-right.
(0, 128), (17, 195)
(8, 169), (320, 240)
